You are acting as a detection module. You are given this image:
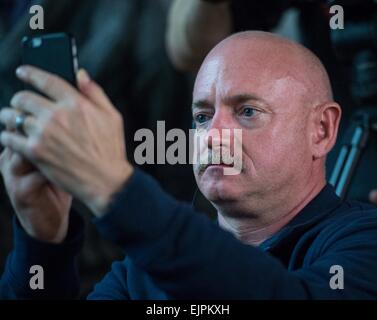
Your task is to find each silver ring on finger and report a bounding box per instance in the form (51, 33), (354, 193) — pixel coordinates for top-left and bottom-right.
(15, 113), (28, 136)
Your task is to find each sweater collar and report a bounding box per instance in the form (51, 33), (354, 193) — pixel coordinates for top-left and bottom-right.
(258, 183), (342, 251)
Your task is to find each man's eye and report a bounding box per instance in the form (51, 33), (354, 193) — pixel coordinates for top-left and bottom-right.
(194, 114), (210, 124)
(241, 107), (257, 117)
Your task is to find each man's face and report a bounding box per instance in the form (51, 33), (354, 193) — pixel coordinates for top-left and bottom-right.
(192, 47), (314, 212)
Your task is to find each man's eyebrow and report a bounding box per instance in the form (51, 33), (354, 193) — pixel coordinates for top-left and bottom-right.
(192, 100), (213, 110)
(223, 93), (267, 105)
(192, 94), (268, 110)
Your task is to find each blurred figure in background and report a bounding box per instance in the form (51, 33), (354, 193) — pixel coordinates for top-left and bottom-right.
(0, 0), (195, 296)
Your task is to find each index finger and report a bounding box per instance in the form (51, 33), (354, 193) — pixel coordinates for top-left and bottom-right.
(16, 65), (79, 102)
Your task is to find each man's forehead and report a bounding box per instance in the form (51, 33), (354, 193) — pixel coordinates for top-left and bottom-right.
(194, 55), (307, 107)
(195, 57), (259, 97)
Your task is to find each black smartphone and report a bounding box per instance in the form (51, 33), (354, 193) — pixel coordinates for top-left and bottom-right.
(21, 32), (79, 88)
(0, 33), (79, 142)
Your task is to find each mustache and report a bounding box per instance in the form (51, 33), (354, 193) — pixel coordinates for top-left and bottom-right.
(196, 149), (244, 173)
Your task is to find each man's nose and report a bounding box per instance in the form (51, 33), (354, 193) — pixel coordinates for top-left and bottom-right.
(206, 110), (235, 149)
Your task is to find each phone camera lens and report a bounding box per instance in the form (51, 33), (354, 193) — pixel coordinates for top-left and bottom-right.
(32, 38), (42, 48)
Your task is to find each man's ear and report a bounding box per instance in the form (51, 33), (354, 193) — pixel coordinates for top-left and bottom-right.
(311, 102), (342, 160)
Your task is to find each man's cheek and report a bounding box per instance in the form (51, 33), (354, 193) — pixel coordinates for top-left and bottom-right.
(244, 147), (283, 180)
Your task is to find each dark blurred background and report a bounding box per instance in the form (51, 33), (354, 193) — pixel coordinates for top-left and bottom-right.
(0, 0), (376, 298)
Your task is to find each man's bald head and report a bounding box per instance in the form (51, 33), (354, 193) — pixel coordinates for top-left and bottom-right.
(197, 31), (333, 107)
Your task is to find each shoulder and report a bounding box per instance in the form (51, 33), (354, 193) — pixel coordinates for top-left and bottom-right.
(328, 200), (377, 228)
(316, 201), (377, 252)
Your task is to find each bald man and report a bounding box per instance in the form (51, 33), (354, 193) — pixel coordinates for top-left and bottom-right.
(1, 31), (377, 300)
(193, 31), (339, 246)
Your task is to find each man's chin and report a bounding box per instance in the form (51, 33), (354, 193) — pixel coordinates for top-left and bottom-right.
(198, 167), (242, 202)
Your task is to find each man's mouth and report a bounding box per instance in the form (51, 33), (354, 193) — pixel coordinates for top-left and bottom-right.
(206, 163), (234, 168)
(201, 162), (235, 173)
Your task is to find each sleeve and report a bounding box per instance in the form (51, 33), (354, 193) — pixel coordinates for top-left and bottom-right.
(87, 259), (130, 300)
(0, 211), (84, 300)
(93, 169), (377, 299)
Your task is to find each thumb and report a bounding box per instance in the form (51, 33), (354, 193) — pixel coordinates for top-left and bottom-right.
(77, 69), (113, 109)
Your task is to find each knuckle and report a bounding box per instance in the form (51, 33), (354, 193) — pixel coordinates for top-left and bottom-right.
(44, 108), (70, 131)
(28, 140), (43, 160)
(65, 95), (84, 110)
(38, 125), (49, 141)
(48, 108), (67, 125)
(76, 95), (88, 109)
(73, 99), (89, 118)
(64, 97), (77, 109)
(38, 119), (55, 142)
(39, 75), (54, 92)
(11, 91), (28, 106)
(50, 109), (63, 122)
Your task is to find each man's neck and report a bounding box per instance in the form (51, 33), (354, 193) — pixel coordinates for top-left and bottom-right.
(217, 179), (326, 246)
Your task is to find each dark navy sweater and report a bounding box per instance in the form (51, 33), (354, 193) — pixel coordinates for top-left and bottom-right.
(1, 169), (377, 299)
